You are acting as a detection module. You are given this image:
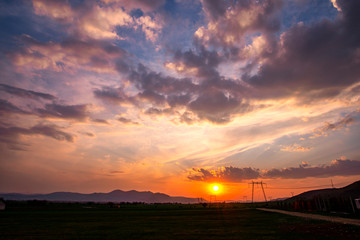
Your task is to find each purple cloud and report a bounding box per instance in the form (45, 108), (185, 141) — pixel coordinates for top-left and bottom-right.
(0, 99), (29, 116)
(118, 117), (139, 125)
(263, 159), (360, 179)
(0, 84), (55, 100)
(37, 103), (90, 121)
(0, 123), (75, 150)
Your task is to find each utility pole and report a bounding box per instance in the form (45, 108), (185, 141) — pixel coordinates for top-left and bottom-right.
(331, 179), (335, 188)
(260, 181), (267, 202)
(252, 181), (254, 203)
(249, 181), (267, 203)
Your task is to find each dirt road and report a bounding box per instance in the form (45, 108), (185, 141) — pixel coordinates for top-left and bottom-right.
(257, 208), (360, 226)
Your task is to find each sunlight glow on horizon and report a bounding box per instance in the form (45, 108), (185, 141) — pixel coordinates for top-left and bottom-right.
(212, 185), (219, 192)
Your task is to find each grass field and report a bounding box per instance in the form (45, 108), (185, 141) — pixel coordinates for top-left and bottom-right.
(1, 203), (360, 239)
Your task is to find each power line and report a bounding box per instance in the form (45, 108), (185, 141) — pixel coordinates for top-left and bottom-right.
(249, 181), (267, 203)
(266, 180), (355, 190)
(267, 184), (332, 190)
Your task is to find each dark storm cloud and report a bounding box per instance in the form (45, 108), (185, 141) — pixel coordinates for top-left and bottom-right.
(0, 123), (75, 150)
(263, 159), (360, 179)
(243, 0), (360, 100)
(0, 84), (56, 100)
(188, 166), (260, 182)
(37, 103), (90, 121)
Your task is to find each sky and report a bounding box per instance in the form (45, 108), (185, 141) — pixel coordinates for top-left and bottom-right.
(1, 0), (360, 201)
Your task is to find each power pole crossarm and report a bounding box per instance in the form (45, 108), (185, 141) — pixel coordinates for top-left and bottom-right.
(249, 181), (267, 203)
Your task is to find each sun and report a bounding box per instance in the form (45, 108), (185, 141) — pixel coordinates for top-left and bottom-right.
(212, 185), (220, 192)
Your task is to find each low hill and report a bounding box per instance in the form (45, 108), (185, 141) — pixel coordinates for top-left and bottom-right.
(0, 190), (202, 204)
(289, 180), (360, 200)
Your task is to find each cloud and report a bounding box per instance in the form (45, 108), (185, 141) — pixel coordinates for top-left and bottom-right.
(137, 90), (166, 105)
(188, 159), (360, 182)
(32, 0), (164, 42)
(144, 107), (174, 116)
(135, 15), (162, 43)
(10, 35), (126, 73)
(195, 0), (282, 48)
(172, 48), (222, 79)
(0, 123), (75, 150)
(330, 0), (341, 11)
(118, 63), (253, 124)
(243, 0), (360, 101)
(188, 166), (260, 182)
(92, 119), (110, 125)
(29, 124), (75, 142)
(188, 90), (251, 124)
(118, 117), (139, 125)
(0, 99), (29, 116)
(280, 144), (313, 152)
(94, 86), (137, 106)
(102, 0), (165, 12)
(32, 0), (74, 22)
(263, 159), (360, 179)
(37, 103), (90, 121)
(0, 84), (95, 123)
(78, 131), (95, 137)
(0, 84), (56, 100)
(312, 111), (357, 137)
(200, 0), (229, 21)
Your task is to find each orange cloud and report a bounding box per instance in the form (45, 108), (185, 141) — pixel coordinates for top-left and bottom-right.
(280, 144), (313, 152)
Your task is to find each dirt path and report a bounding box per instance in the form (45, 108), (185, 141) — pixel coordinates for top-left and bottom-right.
(257, 208), (360, 226)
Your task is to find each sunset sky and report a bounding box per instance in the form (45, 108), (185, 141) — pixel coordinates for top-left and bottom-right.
(1, 0), (360, 201)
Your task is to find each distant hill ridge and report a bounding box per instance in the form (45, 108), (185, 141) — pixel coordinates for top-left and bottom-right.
(0, 189), (201, 204)
(290, 180), (360, 200)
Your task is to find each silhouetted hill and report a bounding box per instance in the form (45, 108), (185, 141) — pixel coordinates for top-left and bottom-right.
(289, 180), (360, 200)
(0, 190), (202, 204)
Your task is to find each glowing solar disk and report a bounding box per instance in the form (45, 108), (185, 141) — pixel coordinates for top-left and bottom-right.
(213, 185), (219, 191)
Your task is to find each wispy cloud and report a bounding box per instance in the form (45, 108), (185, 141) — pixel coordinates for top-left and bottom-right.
(280, 144), (313, 152)
(0, 123), (75, 150)
(0, 84), (55, 100)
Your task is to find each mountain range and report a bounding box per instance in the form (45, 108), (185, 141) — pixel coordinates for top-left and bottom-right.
(0, 190), (202, 204)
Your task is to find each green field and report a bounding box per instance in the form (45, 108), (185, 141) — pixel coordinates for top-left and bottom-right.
(1, 203), (360, 239)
